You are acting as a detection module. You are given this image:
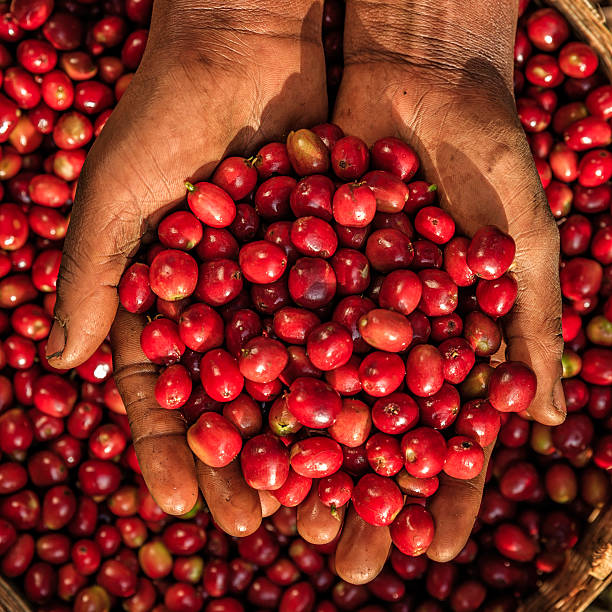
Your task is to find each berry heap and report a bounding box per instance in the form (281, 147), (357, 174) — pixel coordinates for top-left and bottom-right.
(0, 0), (604, 611)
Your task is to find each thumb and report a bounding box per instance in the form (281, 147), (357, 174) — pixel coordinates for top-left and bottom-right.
(503, 213), (565, 425)
(46, 166), (145, 368)
(429, 116), (566, 427)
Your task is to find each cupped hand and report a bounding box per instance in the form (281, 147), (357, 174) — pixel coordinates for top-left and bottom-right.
(47, 0), (328, 369)
(321, 0), (566, 577)
(47, 0), (328, 523)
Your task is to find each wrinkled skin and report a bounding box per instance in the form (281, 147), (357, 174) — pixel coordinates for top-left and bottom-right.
(48, 0), (565, 584)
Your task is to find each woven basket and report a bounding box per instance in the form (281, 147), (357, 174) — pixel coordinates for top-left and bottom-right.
(518, 4), (612, 610)
(0, 1), (611, 611)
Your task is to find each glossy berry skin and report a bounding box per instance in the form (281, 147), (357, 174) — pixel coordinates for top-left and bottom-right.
(331, 135), (370, 180)
(418, 269), (458, 316)
(364, 170), (410, 214)
(212, 156), (258, 200)
(325, 354), (362, 396)
(286, 129), (329, 175)
(365, 433), (403, 476)
(118, 263), (155, 313)
(358, 308), (413, 353)
(585, 85), (612, 120)
(372, 393), (419, 435)
(390, 505), (435, 556)
(564, 117), (612, 152)
(365, 228), (414, 272)
(352, 473), (404, 526)
(328, 398), (372, 448)
(467, 226), (516, 280)
(581, 348), (612, 385)
(379, 269), (422, 314)
(306, 322), (353, 371)
(155, 364), (192, 409)
(417, 383), (460, 429)
(270, 469), (312, 507)
(254, 142), (291, 178)
(187, 412), (242, 468)
(443, 436), (485, 480)
(396, 470), (439, 499)
(560, 257), (603, 301)
(238, 337), (288, 383)
(288, 257), (336, 308)
(149, 249), (198, 301)
(415, 206), (455, 244)
(290, 437), (343, 478)
(291, 216), (337, 258)
(488, 361), (537, 413)
(371, 137), (419, 181)
(195, 259), (243, 307)
(578, 150), (612, 188)
(525, 54), (563, 88)
(318, 471), (353, 508)
(476, 275), (518, 317)
(140, 318), (185, 365)
(273, 307), (320, 345)
(289, 175), (333, 220)
(359, 351), (405, 397)
(200, 349), (244, 402)
(186, 181), (236, 228)
(158, 211), (202, 250)
(405, 344), (444, 397)
(332, 182), (376, 227)
(331, 248), (371, 296)
(493, 523), (539, 562)
(0, 203), (28, 251)
(559, 42), (598, 78)
(463, 311), (502, 357)
(287, 377), (342, 429)
(455, 399), (501, 447)
(401, 427), (447, 478)
(438, 337), (476, 385)
(241, 434), (289, 490)
(179, 303), (224, 353)
(526, 8), (570, 52)
(239, 240), (287, 284)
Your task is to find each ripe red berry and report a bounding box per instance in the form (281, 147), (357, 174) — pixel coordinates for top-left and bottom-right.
(351, 473), (404, 526)
(390, 504), (435, 556)
(488, 362), (538, 413)
(186, 181), (236, 228)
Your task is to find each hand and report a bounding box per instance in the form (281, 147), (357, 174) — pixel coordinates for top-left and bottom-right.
(112, 306), (395, 580)
(47, 0), (328, 520)
(324, 0), (566, 573)
(46, 0), (328, 368)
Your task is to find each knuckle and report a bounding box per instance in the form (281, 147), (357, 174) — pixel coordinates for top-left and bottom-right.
(113, 362), (157, 391)
(227, 514), (261, 537)
(428, 546), (459, 563)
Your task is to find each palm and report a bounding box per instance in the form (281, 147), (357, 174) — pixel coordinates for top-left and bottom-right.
(52, 27), (329, 543)
(328, 63), (563, 564)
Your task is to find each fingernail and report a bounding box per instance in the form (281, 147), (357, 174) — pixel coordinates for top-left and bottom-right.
(46, 321), (65, 359)
(552, 379), (567, 419)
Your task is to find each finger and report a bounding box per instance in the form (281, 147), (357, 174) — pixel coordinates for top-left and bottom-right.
(197, 459), (262, 537)
(335, 506), (391, 585)
(425, 119), (565, 426)
(427, 444), (493, 562)
(46, 153), (146, 369)
(259, 491), (281, 518)
(297, 486), (345, 545)
(111, 308), (199, 515)
(432, 127), (565, 426)
(503, 215), (565, 426)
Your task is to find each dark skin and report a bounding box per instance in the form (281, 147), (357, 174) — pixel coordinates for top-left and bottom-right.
(47, 0), (565, 583)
